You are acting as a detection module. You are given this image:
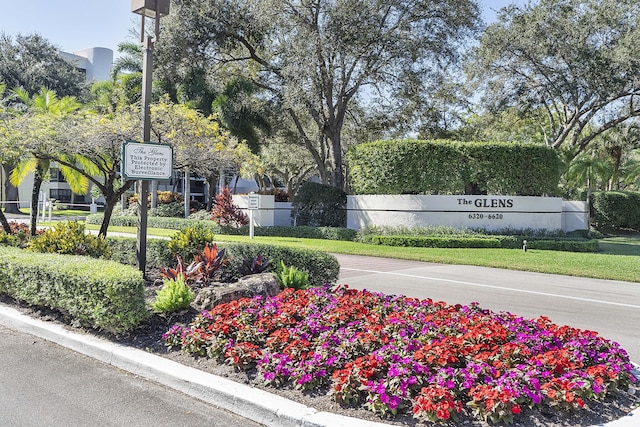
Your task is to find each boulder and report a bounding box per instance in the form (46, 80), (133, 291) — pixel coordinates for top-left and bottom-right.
(193, 272), (280, 311)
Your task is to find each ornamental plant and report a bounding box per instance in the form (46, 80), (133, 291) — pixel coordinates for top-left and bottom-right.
(210, 187), (249, 228)
(274, 260), (310, 290)
(152, 275), (194, 313)
(28, 220), (110, 258)
(163, 286), (636, 424)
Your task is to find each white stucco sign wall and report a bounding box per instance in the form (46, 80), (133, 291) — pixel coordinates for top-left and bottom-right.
(346, 195), (582, 232)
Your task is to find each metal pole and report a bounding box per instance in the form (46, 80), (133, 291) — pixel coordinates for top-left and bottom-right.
(136, 35), (154, 273)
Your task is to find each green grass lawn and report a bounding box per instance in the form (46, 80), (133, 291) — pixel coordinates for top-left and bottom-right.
(84, 224), (640, 283)
(597, 235), (640, 256)
(20, 208), (93, 217)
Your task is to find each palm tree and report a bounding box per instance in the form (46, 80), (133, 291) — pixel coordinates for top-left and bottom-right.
(110, 42), (142, 79)
(212, 77), (271, 154)
(0, 83), (14, 232)
(598, 125), (640, 190)
(9, 88), (87, 235)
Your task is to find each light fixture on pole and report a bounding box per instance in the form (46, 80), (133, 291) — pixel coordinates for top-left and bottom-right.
(131, 0), (170, 273)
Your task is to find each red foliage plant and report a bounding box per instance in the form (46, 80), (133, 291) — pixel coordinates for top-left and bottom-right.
(210, 187), (249, 228)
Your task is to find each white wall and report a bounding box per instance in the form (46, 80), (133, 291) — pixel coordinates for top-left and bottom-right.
(347, 195), (588, 232)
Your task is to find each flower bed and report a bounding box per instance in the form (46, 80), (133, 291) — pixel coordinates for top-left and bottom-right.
(163, 286), (636, 424)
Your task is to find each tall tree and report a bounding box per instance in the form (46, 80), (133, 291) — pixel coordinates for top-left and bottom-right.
(52, 107), (139, 237)
(212, 77), (272, 154)
(160, 0), (481, 190)
(0, 82), (19, 230)
(0, 33), (85, 98)
(468, 0), (640, 153)
(9, 88), (85, 235)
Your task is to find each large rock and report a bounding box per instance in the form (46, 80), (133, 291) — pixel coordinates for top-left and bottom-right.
(193, 272), (280, 311)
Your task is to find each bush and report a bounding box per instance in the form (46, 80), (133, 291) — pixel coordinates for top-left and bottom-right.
(590, 191), (640, 232)
(222, 242), (339, 287)
(292, 182), (347, 227)
(87, 214), (225, 233)
(0, 246), (148, 333)
(527, 240), (599, 253)
(104, 237), (174, 269)
(104, 236), (340, 287)
(150, 201), (186, 218)
(28, 221), (111, 258)
(211, 187), (249, 227)
(152, 275), (194, 313)
(347, 139), (561, 196)
(275, 260), (310, 290)
(167, 223), (217, 263)
(230, 225), (357, 241)
(363, 235), (503, 248)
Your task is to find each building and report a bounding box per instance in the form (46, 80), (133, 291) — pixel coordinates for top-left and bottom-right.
(4, 47), (113, 210)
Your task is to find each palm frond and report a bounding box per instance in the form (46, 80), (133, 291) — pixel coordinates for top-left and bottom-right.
(9, 158), (37, 186)
(59, 164), (90, 195)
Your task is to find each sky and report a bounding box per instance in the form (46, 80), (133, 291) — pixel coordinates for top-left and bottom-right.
(0, 0), (526, 57)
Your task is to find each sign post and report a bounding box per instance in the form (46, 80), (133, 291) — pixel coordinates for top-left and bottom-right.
(122, 140), (173, 272)
(247, 192), (260, 239)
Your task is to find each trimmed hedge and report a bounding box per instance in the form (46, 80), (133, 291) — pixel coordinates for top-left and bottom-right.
(347, 139), (561, 196)
(88, 214), (356, 241)
(362, 235), (503, 248)
(360, 234), (598, 252)
(590, 191), (640, 232)
(87, 214), (224, 233)
(223, 243), (340, 287)
(527, 240), (599, 253)
(104, 237), (340, 287)
(0, 246), (148, 333)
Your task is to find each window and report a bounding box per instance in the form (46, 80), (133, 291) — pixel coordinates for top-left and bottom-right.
(50, 189), (71, 202)
(49, 168), (65, 183)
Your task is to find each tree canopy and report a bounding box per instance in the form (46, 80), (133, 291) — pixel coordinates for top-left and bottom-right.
(159, 0), (481, 189)
(0, 33), (86, 98)
(468, 0), (640, 153)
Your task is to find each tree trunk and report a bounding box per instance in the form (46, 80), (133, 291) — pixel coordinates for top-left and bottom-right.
(327, 129), (344, 190)
(99, 179), (134, 237)
(99, 195), (117, 237)
(206, 176), (217, 211)
(0, 207), (10, 233)
(30, 163), (44, 236)
(3, 164), (21, 214)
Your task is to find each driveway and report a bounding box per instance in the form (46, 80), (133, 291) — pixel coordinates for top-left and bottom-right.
(335, 254), (640, 363)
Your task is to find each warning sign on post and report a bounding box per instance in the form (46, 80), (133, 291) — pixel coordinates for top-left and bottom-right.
(122, 140), (173, 180)
(248, 193), (260, 210)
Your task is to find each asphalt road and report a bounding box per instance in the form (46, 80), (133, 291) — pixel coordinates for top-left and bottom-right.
(335, 254), (640, 363)
(0, 324), (262, 427)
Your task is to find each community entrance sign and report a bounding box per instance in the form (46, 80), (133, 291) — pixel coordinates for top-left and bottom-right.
(347, 195), (588, 232)
(122, 140), (173, 180)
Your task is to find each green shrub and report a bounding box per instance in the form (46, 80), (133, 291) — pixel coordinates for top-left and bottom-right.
(167, 223), (217, 263)
(527, 240), (599, 253)
(152, 275), (194, 313)
(363, 235), (503, 248)
(0, 246), (148, 333)
(104, 236), (339, 287)
(28, 221), (110, 258)
(590, 191), (640, 232)
(347, 139), (561, 196)
(87, 214), (224, 233)
(104, 237), (174, 269)
(232, 225), (357, 241)
(275, 260), (310, 290)
(292, 182), (347, 227)
(150, 201), (185, 218)
(222, 242), (339, 287)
